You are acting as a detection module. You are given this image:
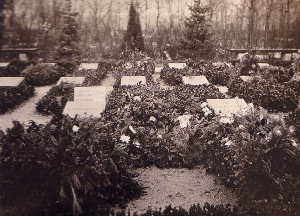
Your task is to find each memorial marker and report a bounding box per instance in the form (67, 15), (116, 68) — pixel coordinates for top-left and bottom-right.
(240, 76), (252, 82)
(74, 86), (107, 102)
(283, 53), (292, 61)
(258, 63), (270, 69)
(182, 76), (209, 85)
(207, 98), (252, 116)
(0, 77), (24, 87)
(121, 76), (146, 86)
(0, 62), (9, 67)
(78, 63), (99, 70)
(169, 62), (187, 69)
(63, 101), (106, 118)
(57, 77), (85, 85)
(274, 52), (281, 59)
(214, 85), (228, 94)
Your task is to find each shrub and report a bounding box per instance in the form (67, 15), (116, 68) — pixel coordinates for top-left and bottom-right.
(0, 117), (143, 215)
(0, 60), (36, 77)
(21, 63), (61, 86)
(0, 80), (35, 114)
(261, 66), (294, 83)
(236, 53), (259, 75)
(56, 61), (78, 75)
(205, 62), (232, 86)
(36, 82), (76, 115)
(187, 111), (300, 215)
(160, 66), (183, 85)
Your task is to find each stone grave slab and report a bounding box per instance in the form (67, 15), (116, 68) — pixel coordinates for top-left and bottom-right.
(237, 53), (246, 59)
(78, 63), (99, 70)
(63, 101), (106, 118)
(214, 85), (228, 94)
(283, 53), (292, 61)
(57, 77), (85, 85)
(169, 62), (187, 69)
(121, 76), (146, 86)
(207, 98), (252, 116)
(0, 77), (24, 87)
(19, 53), (28, 61)
(74, 86), (106, 102)
(0, 62), (9, 67)
(182, 76), (209, 85)
(155, 66), (163, 73)
(240, 76), (252, 82)
(274, 52), (281, 59)
(258, 63), (270, 69)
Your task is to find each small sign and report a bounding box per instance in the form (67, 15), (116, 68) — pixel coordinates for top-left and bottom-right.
(240, 76), (252, 82)
(57, 77), (85, 85)
(207, 98), (252, 116)
(169, 63), (187, 69)
(0, 77), (24, 87)
(63, 101), (106, 118)
(182, 76), (209, 85)
(74, 86), (106, 102)
(0, 62), (9, 67)
(121, 76), (146, 86)
(78, 63), (99, 70)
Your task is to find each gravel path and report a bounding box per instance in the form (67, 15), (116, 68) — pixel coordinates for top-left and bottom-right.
(0, 85), (53, 132)
(124, 167), (237, 214)
(101, 72), (115, 95)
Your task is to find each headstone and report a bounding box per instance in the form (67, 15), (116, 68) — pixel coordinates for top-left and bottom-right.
(182, 76), (209, 85)
(214, 85), (228, 94)
(240, 76), (252, 82)
(155, 66), (163, 73)
(0, 77), (24, 87)
(19, 53), (28, 61)
(283, 53), (292, 61)
(57, 77), (85, 85)
(78, 63), (99, 70)
(121, 76), (146, 86)
(63, 101), (106, 118)
(169, 62), (187, 69)
(0, 62), (9, 67)
(74, 86), (106, 102)
(258, 63), (270, 69)
(207, 98), (253, 117)
(256, 54), (265, 61)
(237, 53), (246, 59)
(274, 52), (281, 59)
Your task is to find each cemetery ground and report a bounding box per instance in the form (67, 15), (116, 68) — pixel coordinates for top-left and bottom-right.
(0, 56), (299, 216)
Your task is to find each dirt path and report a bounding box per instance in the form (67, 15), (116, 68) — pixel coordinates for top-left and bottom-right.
(0, 85), (53, 132)
(125, 167), (237, 214)
(101, 72), (115, 96)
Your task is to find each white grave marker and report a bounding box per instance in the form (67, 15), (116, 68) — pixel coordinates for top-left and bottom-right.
(57, 77), (85, 85)
(121, 76), (146, 86)
(169, 63), (187, 69)
(283, 53), (292, 61)
(19, 53), (28, 61)
(240, 76), (252, 82)
(182, 76), (209, 85)
(258, 63), (270, 69)
(155, 66), (163, 73)
(214, 85), (228, 94)
(74, 86), (106, 102)
(78, 63), (99, 70)
(63, 101), (106, 118)
(0, 62), (9, 67)
(0, 77), (24, 87)
(274, 52), (281, 59)
(207, 98), (253, 117)
(237, 53), (246, 59)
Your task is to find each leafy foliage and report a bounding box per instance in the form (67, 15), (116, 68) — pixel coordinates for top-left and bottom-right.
(21, 63), (61, 86)
(0, 117), (143, 215)
(122, 3), (144, 53)
(0, 60), (36, 77)
(180, 1), (214, 60)
(236, 53), (259, 76)
(56, 61), (79, 76)
(0, 80), (34, 114)
(261, 66), (294, 83)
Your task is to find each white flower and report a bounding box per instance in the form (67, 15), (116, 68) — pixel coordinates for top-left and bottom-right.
(129, 125), (137, 134)
(133, 141), (141, 148)
(124, 105), (130, 110)
(220, 117), (234, 124)
(157, 134), (163, 139)
(149, 116), (157, 122)
(120, 135), (130, 143)
(224, 140), (233, 146)
(200, 102), (208, 108)
(239, 125), (246, 130)
(72, 125), (79, 132)
(202, 107), (210, 113)
(252, 64), (256, 69)
(291, 140), (298, 147)
(133, 96), (141, 101)
(177, 115), (192, 128)
(204, 111), (212, 117)
(273, 129), (283, 137)
(289, 126), (296, 134)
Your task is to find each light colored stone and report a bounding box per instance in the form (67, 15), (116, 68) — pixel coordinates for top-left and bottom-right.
(78, 63), (99, 70)
(19, 53), (28, 61)
(240, 76), (252, 82)
(274, 52), (281, 59)
(0, 77), (24, 87)
(177, 115), (192, 128)
(169, 62), (187, 69)
(0, 62), (9, 67)
(237, 53), (246, 59)
(214, 85), (228, 94)
(57, 77), (85, 85)
(258, 63), (270, 69)
(74, 86), (107, 102)
(207, 98), (253, 117)
(63, 101), (106, 118)
(283, 53), (292, 61)
(121, 76), (146, 86)
(182, 76), (209, 85)
(155, 66), (163, 73)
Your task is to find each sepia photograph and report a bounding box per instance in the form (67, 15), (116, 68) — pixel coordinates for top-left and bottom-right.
(0, 0), (299, 215)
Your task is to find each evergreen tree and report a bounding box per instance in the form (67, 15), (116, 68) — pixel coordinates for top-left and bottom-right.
(180, 0), (214, 60)
(56, 0), (80, 60)
(122, 2), (144, 53)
